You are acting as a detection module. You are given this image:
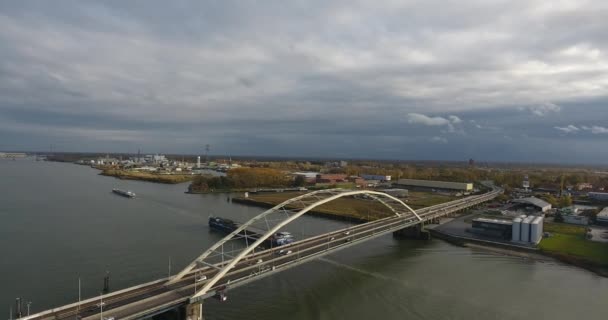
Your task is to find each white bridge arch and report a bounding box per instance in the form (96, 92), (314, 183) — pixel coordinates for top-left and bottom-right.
(168, 188), (420, 299)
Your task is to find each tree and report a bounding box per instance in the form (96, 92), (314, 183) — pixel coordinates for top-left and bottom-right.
(543, 194), (558, 207)
(293, 175), (306, 187)
(559, 195), (572, 208)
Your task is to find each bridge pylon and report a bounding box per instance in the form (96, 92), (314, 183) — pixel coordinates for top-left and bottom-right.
(185, 302), (204, 320)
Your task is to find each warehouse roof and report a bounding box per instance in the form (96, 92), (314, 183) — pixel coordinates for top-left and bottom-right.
(511, 197), (551, 209)
(473, 218), (513, 226)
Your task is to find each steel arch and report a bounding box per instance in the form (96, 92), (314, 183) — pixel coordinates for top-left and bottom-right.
(168, 188), (419, 299)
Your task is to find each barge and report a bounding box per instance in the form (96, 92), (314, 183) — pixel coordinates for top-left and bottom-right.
(112, 188), (136, 198)
(208, 216), (294, 247)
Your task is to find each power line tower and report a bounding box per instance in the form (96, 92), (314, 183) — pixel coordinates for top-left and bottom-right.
(205, 144), (210, 163)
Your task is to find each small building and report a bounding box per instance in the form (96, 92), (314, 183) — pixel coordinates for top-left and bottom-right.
(597, 207), (608, 226)
(577, 183), (593, 191)
(510, 197), (552, 213)
(316, 174), (347, 184)
(347, 176), (367, 187)
(292, 172), (319, 183)
(589, 192), (608, 201)
(361, 174), (391, 182)
(563, 215), (589, 226)
(393, 179), (473, 191)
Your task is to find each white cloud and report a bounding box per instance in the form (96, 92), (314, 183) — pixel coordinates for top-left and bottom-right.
(525, 102), (561, 116)
(554, 125), (580, 133)
(583, 125), (608, 134)
(448, 115), (462, 124)
(407, 113), (466, 134)
(407, 113), (450, 126)
(430, 136), (448, 143)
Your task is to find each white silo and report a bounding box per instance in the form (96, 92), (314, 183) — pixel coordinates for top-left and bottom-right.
(530, 216), (542, 244)
(197, 156), (201, 168)
(521, 216), (534, 243)
(512, 217), (522, 242)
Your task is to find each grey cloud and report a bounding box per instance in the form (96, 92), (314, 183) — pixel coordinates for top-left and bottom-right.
(1, 1), (608, 162)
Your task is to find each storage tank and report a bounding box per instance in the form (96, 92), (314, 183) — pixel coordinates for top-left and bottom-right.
(530, 217), (542, 244)
(521, 216), (534, 243)
(512, 217), (522, 242)
(538, 216), (544, 239)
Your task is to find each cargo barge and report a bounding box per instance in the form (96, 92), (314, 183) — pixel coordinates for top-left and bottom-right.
(208, 216), (294, 247)
(112, 188), (136, 198)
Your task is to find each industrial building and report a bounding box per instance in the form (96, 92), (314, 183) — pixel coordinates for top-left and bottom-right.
(470, 218), (513, 239)
(393, 179), (473, 191)
(291, 172), (320, 183)
(589, 192), (608, 201)
(316, 174), (348, 184)
(510, 197), (552, 213)
(512, 215), (544, 244)
(597, 207), (608, 226)
(361, 174), (391, 181)
(468, 214), (544, 245)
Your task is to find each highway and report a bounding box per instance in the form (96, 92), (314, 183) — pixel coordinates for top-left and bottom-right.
(21, 187), (501, 320)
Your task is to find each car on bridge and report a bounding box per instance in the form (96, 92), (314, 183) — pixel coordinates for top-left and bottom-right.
(277, 249), (292, 256)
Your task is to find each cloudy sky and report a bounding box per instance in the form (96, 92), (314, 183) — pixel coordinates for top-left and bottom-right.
(1, 1), (607, 163)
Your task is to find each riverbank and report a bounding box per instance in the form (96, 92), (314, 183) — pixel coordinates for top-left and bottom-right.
(429, 224), (608, 277)
(99, 168), (194, 184)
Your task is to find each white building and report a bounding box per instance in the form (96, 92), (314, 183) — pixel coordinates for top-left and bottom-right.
(597, 207), (608, 226)
(589, 192), (608, 201)
(563, 215), (589, 225)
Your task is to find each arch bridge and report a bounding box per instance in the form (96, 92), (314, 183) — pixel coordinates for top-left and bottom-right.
(169, 189), (423, 299)
(20, 187), (501, 320)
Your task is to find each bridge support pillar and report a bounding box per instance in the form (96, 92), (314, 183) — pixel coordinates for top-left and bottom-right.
(185, 302), (204, 320)
(393, 224), (431, 240)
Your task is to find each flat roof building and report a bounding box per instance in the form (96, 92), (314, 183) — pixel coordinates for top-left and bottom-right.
(470, 218), (513, 239)
(589, 192), (608, 201)
(394, 179), (473, 191)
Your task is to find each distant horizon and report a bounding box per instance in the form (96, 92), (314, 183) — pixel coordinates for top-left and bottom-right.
(4, 149), (608, 169)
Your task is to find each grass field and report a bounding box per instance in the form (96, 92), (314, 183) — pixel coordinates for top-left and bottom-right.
(539, 223), (608, 266)
(236, 190), (456, 221)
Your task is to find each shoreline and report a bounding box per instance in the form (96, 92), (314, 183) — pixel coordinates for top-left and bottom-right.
(98, 168), (194, 184)
(232, 196), (608, 277)
(429, 228), (608, 277)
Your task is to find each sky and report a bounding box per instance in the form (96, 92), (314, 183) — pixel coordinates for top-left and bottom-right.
(1, 1), (607, 163)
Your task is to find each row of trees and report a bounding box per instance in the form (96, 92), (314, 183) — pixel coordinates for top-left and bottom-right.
(189, 168), (293, 192)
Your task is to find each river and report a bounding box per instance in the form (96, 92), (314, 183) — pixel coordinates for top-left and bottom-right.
(0, 159), (606, 320)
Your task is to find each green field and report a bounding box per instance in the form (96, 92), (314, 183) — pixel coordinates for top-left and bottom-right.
(236, 190), (455, 221)
(539, 223), (608, 267)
